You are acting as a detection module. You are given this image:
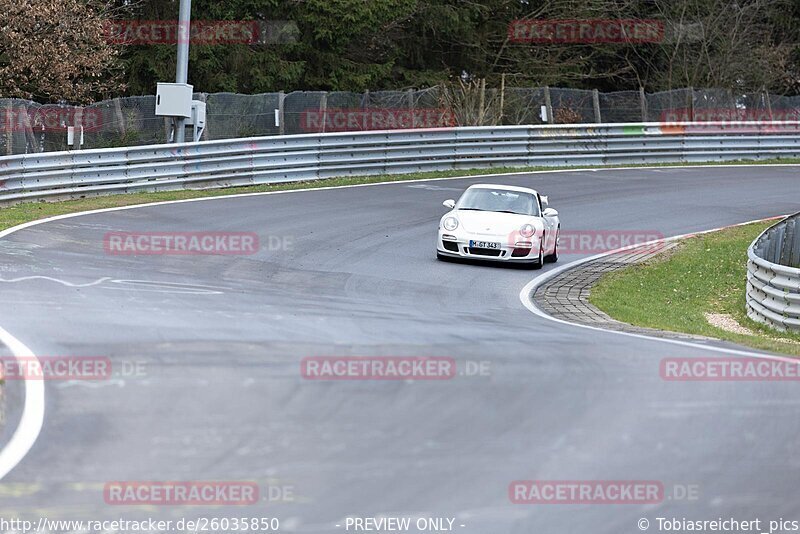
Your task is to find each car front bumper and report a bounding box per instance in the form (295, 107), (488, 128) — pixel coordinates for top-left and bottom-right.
(437, 230), (541, 263)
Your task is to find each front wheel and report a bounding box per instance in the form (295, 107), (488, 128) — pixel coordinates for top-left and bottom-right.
(531, 243), (544, 270)
(545, 228), (559, 263)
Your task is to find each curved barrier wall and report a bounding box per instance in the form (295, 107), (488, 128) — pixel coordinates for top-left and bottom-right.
(747, 212), (800, 332)
(0, 121), (799, 205)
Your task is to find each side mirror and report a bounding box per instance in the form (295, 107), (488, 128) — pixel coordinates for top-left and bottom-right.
(443, 199), (456, 209)
(543, 207), (558, 217)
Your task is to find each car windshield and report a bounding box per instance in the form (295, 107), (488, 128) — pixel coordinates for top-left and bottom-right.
(457, 188), (540, 216)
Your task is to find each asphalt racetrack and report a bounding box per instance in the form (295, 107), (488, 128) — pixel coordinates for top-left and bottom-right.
(0, 166), (799, 533)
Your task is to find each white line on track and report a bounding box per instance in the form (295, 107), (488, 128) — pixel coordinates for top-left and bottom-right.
(0, 162), (796, 480)
(0, 326), (44, 480)
(0, 275), (112, 287)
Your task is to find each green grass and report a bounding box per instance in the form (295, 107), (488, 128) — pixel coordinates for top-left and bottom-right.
(589, 221), (800, 356)
(2, 158), (799, 234)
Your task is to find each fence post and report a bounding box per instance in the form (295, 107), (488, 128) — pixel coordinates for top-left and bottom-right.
(687, 87), (694, 121)
(727, 88), (735, 118)
(320, 92), (328, 134)
(362, 90), (370, 132)
(781, 219), (795, 265)
(499, 73), (506, 125)
(544, 86), (553, 123)
(764, 90), (773, 121)
(197, 93), (210, 140)
(478, 79), (486, 125)
(26, 104), (41, 153)
(74, 107), (83, 151)
(278, 91), (285, 135)
(592, 89), (601, 123)
(639, 87), (647, 122)
(791, 218), (800, 267)
(4, 100), (11, 155)
(113, 97), (126, 141)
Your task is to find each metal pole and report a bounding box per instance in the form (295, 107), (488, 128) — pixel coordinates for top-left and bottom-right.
(174, 0), (191, 143)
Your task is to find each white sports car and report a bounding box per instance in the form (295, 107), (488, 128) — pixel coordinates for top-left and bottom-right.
(436, 184), (560, 268)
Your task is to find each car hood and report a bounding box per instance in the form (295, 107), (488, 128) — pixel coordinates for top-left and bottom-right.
(453, 210), (542, 236)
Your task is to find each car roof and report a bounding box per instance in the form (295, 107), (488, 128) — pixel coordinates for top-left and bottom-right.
(467, 183), (540, 195)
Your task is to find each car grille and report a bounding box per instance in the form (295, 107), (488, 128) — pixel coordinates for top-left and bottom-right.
(442, 240), (459, 252)
(468, 247), (502, 257)
(511, 247), (531, 257)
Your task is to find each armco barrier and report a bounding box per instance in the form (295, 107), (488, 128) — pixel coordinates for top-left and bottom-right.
(747, 212), (800, 332)
(0, 121), (799, 205)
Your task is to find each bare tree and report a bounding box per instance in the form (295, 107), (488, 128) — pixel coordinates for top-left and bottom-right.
(621, 0), (795, 92)
(438, 78), (504, 126)
(0, 0), (125, 103)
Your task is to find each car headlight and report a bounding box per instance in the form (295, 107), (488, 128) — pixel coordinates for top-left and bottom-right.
(519, 223), (535, 238)
(443, 217), (459, 231)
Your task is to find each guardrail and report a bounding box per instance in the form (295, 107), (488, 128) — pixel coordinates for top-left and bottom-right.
(747, 212), (800, 332)
(0, 121), (799, 205)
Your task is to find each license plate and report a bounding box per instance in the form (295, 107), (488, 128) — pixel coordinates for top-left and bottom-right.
(469, 240), (500, 249)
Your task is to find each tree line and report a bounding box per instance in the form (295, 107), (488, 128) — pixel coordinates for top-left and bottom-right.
(1, 0), (797, 103)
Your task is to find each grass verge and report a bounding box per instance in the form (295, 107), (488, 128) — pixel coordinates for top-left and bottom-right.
(589, 220), (800, 356)
(2, 158), (799, 233)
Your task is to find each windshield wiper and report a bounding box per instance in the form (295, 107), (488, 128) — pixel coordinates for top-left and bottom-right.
(458, 208), (484, 211)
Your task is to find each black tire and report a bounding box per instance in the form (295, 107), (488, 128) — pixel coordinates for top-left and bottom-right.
(545, 228), (559, 263)
(531, 243), (544, 269)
